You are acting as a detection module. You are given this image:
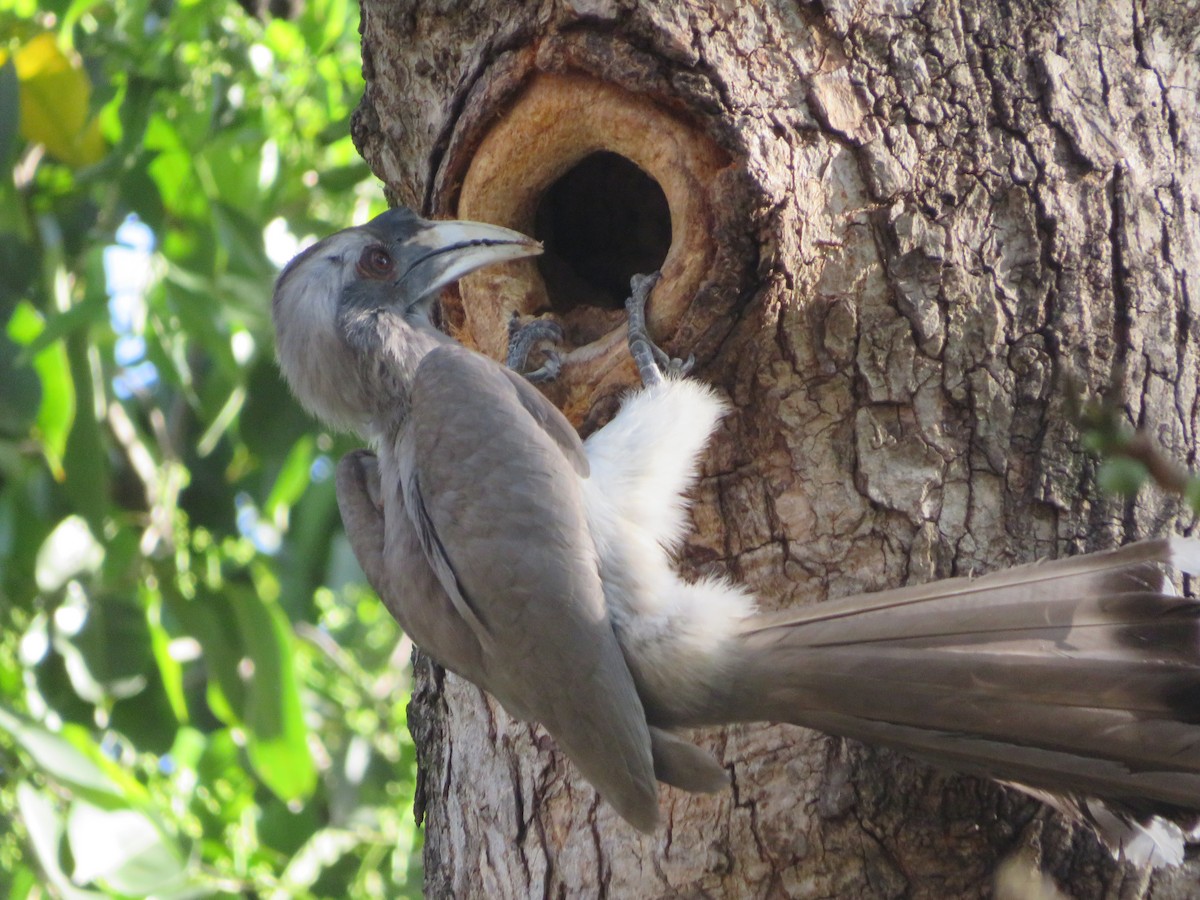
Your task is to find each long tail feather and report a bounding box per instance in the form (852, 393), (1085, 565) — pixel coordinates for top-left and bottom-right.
(693, 538), (1200, 865)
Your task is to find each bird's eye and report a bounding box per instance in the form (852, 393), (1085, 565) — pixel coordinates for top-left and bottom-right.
(357, 245), (394, 279)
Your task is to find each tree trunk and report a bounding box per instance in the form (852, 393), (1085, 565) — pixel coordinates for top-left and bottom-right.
(353, 1), (1200, 896)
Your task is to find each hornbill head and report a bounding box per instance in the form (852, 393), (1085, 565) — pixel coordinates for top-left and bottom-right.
(272, 207), (541, 435)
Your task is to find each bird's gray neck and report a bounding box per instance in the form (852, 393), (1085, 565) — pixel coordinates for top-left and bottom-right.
(344, 310), (448, 446)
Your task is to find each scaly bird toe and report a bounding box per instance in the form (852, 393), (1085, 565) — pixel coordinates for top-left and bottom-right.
(507, 314), (565, 383)
(625, 272), (690, 387)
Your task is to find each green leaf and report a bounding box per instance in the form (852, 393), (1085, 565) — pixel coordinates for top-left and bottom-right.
(7, 300), (77, 472)
(166, 588), (247, 725)
(0, 706), (122, 802)
(52, 588), (153, 705)
(298, 0), (349, 54)
(0, 1), (415, 893)
(60, 333), (107, 528)
(241, 355), (312, 460)
(144, 584), (190, 724)
(278, 467), (338, 619)
(15, 782), (64, 882)
(108, 672), (180, 754)
(66, 799), (193, 895)
(4, 865), (40, 900)
(18, 289), (107, 359)
(0, 233), (39, 314)
(12, 33), (106, 168)
(114, 75), (158, 156)
(35, 514), (104, 593)
(1184, 476), (1200, 514)
(1080, 429), (1107, 454)
(231, 586), (317, 802)
(22, 611), (90, 722)
(167, 726), (208, 772)
(264, 435), (314, 520)
(0, 330), (41, 436)
(317, 160), (371, 193)
(1097, 457), (1149, 497)
(280, 826), (362, 892)
(16, 782), (108, 900)
(0, 59), (19, 169)
(59, 0), (107, 42)
(195, 384), (245, 457)
(120, 157), (166, 231)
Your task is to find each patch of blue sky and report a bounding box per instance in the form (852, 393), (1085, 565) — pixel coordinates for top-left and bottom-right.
(234, 492), (282, 556)
(103, 215), (158, 399)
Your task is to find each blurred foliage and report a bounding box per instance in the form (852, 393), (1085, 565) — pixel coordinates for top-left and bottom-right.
(1074, 382), (1200, 513)
(0, 0), (423, 896)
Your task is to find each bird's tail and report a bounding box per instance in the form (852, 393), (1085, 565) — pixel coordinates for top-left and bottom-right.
(701, 539), (1200, 866)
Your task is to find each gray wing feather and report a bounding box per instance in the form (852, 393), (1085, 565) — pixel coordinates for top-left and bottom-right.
(497, 365), (588, 477)
(402, 344), (656, 830)
(335, 450), (386, 591)
(403, 468), (493, 641)
(336, 448), (487, 682)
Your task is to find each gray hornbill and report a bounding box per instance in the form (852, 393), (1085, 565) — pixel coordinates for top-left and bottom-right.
(272, 206), (1200, 867)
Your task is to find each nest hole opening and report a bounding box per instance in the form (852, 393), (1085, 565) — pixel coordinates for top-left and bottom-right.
(533, 151), (672, 313)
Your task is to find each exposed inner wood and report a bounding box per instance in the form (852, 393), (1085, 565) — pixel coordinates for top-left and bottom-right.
(452, 72), (728, 423)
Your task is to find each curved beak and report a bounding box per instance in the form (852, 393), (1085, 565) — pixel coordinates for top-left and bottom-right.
(400, 218), (542, 305)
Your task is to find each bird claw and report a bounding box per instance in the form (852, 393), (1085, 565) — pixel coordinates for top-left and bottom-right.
(507, 314), (565, 383)
(523, 350), (562, 384)
(666, 353), (695, 378)
(625, 272), (690, 387)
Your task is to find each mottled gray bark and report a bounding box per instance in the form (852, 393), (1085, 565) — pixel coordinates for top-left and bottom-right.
(354, 0), (1200, 896)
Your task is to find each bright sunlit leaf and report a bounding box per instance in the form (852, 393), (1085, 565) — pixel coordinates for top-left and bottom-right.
(278, 826), (362, 894)
(0, 706), (122, 801)
(232, 588), (318, 802)
(35, 514), (103, 593)
(264, 435), (314, 521)
(66, 799), (192, 894)
(7, 300), (77, 475)
(16, 783), (107, 900)
(10, 33), (106, 168)
(144, 583), (190, 724)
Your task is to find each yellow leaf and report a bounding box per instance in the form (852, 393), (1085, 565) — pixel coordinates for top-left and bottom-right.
(13, 33), (106, 168)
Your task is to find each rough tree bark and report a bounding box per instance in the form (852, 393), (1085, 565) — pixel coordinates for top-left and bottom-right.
(351, 1), (1200, 896)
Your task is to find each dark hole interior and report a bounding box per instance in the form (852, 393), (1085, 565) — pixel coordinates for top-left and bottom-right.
(533, 151), (672, 312)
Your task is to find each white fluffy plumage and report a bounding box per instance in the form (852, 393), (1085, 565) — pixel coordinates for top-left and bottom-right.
(581, 377), (756, 720)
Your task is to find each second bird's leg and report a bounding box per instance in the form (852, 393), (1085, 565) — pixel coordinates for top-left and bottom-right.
(626, 273), (694, 387)
(506, 314), (565, 383)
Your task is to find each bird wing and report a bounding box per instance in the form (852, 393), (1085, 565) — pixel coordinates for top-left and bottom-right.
(496, 364), (589, 477)
(336, 448), (488, 683)
(397, 343), (658, 831)
(335, 450), (387, 592)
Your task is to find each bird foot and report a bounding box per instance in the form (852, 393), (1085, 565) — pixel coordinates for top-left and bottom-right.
(626, 273), (693, 387)
(507, 314), (565, 383)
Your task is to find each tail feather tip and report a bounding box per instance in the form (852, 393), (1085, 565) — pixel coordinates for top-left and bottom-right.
(1169, 537), (1200, 577)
